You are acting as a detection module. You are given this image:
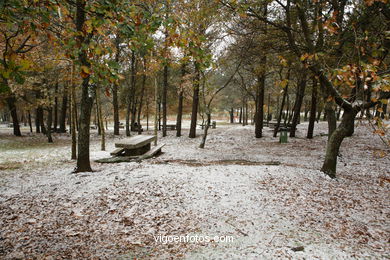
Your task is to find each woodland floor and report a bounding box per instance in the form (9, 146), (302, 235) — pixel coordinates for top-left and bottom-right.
(0, 120), (389, 259)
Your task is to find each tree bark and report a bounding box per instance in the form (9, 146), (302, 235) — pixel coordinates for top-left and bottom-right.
(46, 107), (53, 143)
(307, 77), (317, 139)
(189, 62), (200, 138)
(162, 62), (168, 137)
(59, 84), (68, 133)
(53, 82), (58, 132)
(75, 0), (94, 172)
(290, 72), (307, 137)
(6, 96), (22, 136)
(321, 109), (357, 178)
(255, 73), (265, 137)
(229, 107), (234, 123)
(28, 110), (33, 133)
(274, 69), (290, 137)
(176, 89), (183, 137)
(113, 35), (121, 135)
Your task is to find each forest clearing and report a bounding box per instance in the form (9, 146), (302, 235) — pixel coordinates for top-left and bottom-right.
(0, 121), (389, 259)
(1, 0), (390, 259)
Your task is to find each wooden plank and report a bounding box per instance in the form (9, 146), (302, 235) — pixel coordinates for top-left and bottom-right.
(136, 144), (165, 162)
(110, 148), (125, 156)
(115, 135), (155, 149)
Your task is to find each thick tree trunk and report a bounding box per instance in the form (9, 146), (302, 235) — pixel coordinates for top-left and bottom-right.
(6, 96), (22, 136)
(75, 0), (94, 172)
(255, 74), (265, 137)
(37, 107), (46, 134)
(229, 108), (234, 123)
(59, 85), (68, 133)
(321, 109), (357, 178)
(189, 62), (200, 138)
(324, 101), (337, 138)
(307, 77), (317, 139)
(290, 73), (307, 137)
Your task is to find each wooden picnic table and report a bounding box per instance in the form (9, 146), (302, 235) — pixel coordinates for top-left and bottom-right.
(113, 135), (155, 156)
(165, 124), (176, 130)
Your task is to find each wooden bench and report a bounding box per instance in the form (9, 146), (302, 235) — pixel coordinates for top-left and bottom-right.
(165, 124), (176, 130)
(200, 121), (216, 129)
(115, 135), (155, 156)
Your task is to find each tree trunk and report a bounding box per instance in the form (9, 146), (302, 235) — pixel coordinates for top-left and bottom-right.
(28, 110), (33, 133)
(75, 0), (94, 172)
(46, 108), (53, 143)
(189, 62), (200, 138)
(113, 83), (120, 135)
(307, 77), (317, 139)
(126, 100), (131, 136)
(229, 108), (234, 123)
(255, 74), (265, 137)
(37, 107), (46, 134)
(6, 96), (22, 136)
(162, 63), (168, 137)
(176, 90), (183, 137)
(138, 70), (146, 135)
(35, 108), (41, 133)
(324, 101), (337, 138)
(59, 85), (68, 133)
(290, 72), (307, 137)
(54, 82), (58, 132)
(274, 69), (290, 137)
(321, 109), (357, 178)
(113, 35), (121, 135)
(199, 112), (211, 148)
(96, 88), (105, 151)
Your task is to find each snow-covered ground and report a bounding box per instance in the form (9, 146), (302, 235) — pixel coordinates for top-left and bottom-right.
(0, 121), (389, 259)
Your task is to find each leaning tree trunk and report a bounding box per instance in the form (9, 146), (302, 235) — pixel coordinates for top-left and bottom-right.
(324, 100), (337, 139)
(321, 109), (357, 178)
(199, 111), (211, 149)
(189, 62), (200, 138)
(307, 77), (317, 139)
(6, 95), (22, 136)
(290, 73), (307, 137)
